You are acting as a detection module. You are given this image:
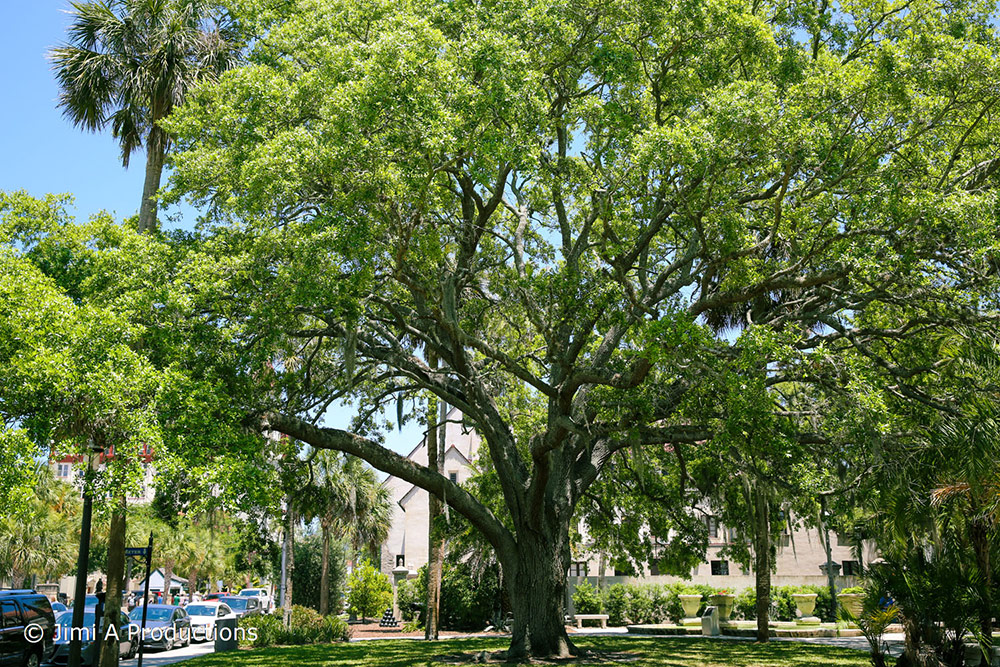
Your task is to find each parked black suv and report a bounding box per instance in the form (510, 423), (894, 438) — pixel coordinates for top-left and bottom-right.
(0, 589), (56, 667)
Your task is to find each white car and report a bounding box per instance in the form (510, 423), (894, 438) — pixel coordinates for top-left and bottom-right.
(237, 587), (272, 612)
(184, 601), (236, 643)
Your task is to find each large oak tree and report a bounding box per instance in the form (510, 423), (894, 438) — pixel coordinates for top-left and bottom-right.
(165, 0), (1000, 658)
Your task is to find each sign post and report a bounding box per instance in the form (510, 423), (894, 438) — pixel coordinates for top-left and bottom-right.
(132, 534), (154, 667)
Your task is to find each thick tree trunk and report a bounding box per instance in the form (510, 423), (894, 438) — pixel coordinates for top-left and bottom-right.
(282, 506), (295, 627)
(138, 126), (166, 234)
(752, 486), (771, 642)
(504, 532), (576, 661)
(98, 500), (125, 667)
(319, 519), (331, 615)
(425, 357), (443, 641)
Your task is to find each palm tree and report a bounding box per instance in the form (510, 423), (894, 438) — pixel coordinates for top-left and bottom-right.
(309, 452), (392, 615)
(150, 519), (192, 601)
(50, 0), (239, 232)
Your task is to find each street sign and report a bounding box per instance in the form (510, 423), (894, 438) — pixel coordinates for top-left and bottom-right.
(125, 547), (150, 557)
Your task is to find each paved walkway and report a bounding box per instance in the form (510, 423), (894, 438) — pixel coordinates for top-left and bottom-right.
(119, 640), (215, 666)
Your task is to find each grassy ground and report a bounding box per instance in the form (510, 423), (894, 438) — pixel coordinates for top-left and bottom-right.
(182, 636), (870, 666)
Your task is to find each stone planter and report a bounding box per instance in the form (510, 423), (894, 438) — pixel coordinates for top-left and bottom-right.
(838, 593), (863, 618)
(792, 593), (820, 624)
(679, 594), (702, 622)
(709, 593), (735, 621)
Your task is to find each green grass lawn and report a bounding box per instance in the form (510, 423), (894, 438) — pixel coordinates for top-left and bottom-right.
(182, 636), (870, 666)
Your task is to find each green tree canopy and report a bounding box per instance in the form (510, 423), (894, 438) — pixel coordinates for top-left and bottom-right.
(161, 0), (1000, 657)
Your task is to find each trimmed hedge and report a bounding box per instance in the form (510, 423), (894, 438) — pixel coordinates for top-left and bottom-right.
(730, 585), (836, 622)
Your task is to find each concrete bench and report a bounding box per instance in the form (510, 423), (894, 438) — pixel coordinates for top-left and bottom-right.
(575, 614), (610, 628)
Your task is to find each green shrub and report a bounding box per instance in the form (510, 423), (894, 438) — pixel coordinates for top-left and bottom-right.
(395, 575), (424, 622)
(840, 586), (863, 595)
(238, 607), (350, 647)
(346, 561), (393, 621)
(734, 588), (756, 620)
(390, 560), (504, 631)
(238, 612), (283, 648)
(571, 581), (603, 614)
(439, 559), (503, 631)
(605, 584), (629, 626)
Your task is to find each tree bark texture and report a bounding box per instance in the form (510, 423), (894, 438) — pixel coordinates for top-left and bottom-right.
(425, 352), (443, 641)
(282, 506), (295, 628)
(752, 487), (771, 643)
(138, 126), (166, 234)
(319, 519), (331, 616)
(97, 500), (125, 667)
(505, 530), (576, 661)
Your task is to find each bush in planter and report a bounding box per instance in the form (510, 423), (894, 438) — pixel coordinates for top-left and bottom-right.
(571, 580), (603, 614)
(797, 585), (835, 621)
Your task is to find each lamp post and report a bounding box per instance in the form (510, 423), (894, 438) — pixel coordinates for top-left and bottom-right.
(68, 441), (104, 667)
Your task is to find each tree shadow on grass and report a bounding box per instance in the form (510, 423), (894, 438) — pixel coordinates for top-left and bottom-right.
(181, 636), (869, 667)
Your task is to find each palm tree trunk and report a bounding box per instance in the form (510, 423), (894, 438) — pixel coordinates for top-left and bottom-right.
(138, 125), (166, 233)
(163, 559), (175, 603)
(98, 500), (125, 667)
(319, 519), (331, 615)
(188, 565), (199, 600)
(970, 515), (993, 637)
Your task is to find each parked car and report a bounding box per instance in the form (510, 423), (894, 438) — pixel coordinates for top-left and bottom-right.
(49, 603), (67, 614)
(48, 609), (136, 666)
(183, 602), (235, 643)
(237, 588), (272, 613)
(217, 596), (262, 619)
(0, 589), (56, 667)
(127, 605), (190, 651)
(202, 593), (228, 601)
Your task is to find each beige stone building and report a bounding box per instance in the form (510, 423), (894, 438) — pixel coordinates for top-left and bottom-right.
(380, 410), (871, 598)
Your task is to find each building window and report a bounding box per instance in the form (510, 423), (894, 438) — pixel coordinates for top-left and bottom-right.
(56, 463), (71, 479)
(842, 560), (861, 576)
(448, 472), (458, 484)
(705, 516), (719, 539)
(568, 562), (587, 577)
(710, 560), (730, 576)
(836, 532), (852, 547)
(779, 533), (791, 547)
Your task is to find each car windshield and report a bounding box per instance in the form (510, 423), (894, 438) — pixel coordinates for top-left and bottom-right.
(222, 598), (247, 610)
(129, 607), (173, 621)
(239, 590), (259, 596)
(185, 605), (216, 616)
(58, 612), (97, 628)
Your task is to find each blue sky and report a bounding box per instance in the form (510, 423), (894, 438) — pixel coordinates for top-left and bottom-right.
(3, 2), (426, 459)
(1, 3), (155, 224)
